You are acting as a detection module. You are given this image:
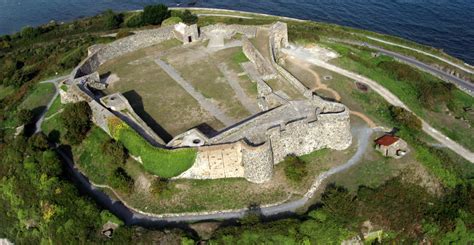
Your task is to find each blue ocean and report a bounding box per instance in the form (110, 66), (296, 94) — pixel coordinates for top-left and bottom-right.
(0, 0), (473, 64)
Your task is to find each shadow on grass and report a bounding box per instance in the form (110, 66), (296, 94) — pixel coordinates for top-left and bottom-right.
(122, 90), (173, 143)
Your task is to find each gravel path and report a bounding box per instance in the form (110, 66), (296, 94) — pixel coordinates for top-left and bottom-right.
(284, 46), (474, 163)
(218, 63), (260, 114)
(154, 58), (237, 126)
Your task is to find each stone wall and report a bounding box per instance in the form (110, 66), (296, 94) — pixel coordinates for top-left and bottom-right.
(242, 37), (277, 80)
(175, 140), (274, 183)
(242, 141), (273, 183)
(268, 110), (352, 163)
(201, 24), (258, 39)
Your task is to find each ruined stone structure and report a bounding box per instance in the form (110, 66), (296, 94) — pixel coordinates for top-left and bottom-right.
(61, 22), (352, 184)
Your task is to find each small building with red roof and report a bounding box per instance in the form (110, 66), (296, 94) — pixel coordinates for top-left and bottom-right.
(374, 134), (409, 159)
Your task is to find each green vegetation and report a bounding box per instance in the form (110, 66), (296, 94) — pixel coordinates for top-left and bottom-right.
(325, 41), (474, 151)
(18, 82), (55, 114)
(60, 101), (92, 145)
(108, 118), (196, 178)
(172, 10), (198, 25)
(0, 85), (14, 100)
(103, 10), (123, 30)
(143, 4), (170, 25)
(75, 127), (132, 192)
(283, 155), (308, 183)
(232, 50), (249, 64)
(162, 16), (183, 26)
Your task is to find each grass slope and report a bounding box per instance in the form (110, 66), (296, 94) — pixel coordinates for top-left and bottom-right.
(108, 118), (196, 178)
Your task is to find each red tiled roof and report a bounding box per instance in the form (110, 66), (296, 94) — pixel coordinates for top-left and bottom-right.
(375, 135), (399, 146)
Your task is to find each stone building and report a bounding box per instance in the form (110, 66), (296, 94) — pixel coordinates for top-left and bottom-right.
(374, 135), (409, 159)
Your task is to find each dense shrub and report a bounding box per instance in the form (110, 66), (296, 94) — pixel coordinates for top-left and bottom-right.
(20, 26), (41, 39)
(59, 47), (85, 69)
(283, 155), (307, 182)
(101, 139), (127, 165)
(61, 101), (92, 145)
(103, 10), (123, 30)
(389, 106), (422, 131)
(16, 108), (34, 126)
(124, 12), (144, 28)
(142, 4), (170, 25)
(378, 60), (422, 82)
(172, 10), (198, 24)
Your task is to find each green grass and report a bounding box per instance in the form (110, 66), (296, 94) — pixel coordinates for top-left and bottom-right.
(326, 41), (474, 151)
(44, 96), (63, 118)
(232, 50), (249, 65)
(75, 127), (116, 184)
(109, 119), (197, 178)
(0, 85), (14, 100)
(19, 82), (56, 114)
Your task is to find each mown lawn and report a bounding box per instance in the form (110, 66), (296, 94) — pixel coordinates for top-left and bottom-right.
(109, 118), (197, 178)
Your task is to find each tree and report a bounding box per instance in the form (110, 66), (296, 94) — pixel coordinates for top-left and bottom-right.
(389, 106), (422, 131)
(20, 26), (41, 39)
(104, 10), (123, 30)
(60, 101), (92, 145)
(28, 132), (49, 151)
(16, 109), (34, 126)
(124, 13), (143, 28)
(174, 10), (198, 24)
(283, 155), (307, 182)
(102, 139), (127, 165)
(142, 4), (170, 25)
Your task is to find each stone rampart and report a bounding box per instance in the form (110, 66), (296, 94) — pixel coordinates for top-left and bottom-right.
(242, 37), (277, 80)
(175, 140), (274, 183)
(242, 141), (273, 183)
(201, 24), (258, 39)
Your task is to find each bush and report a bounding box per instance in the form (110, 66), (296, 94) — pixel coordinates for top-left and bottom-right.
(16, 108), (34, 126)
(115, 30), (134, 39)
(101, 139), (127, 165)
(59, 47), (84, 69)
(283, 155), (307, 182)
(103, 10), (123, 30)
(21, 26), (41, 39)
(161, 16), (182, 27)
(389, 106), (422, 131)
(172, 10), (198, 24)
(61, 101), (92, 145)
(124, 13), (143, 28)
(142, 4), (170, 25)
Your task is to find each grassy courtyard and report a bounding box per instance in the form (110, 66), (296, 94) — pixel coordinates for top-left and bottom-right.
(99, 39), (224, 137)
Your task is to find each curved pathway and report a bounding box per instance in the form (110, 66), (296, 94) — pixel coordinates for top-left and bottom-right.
(55, 126), (372, 223)
(365, 36), (474, 75)
(353, 40), (474, 96)
(284, 46), (474, 163)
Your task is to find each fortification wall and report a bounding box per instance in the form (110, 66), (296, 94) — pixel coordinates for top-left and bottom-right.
(201, 24), (258, 38)
(242, 37), (277, 80)
(268, 110), (352, 163)
(175, 141), (274, 183)
(242, 141), (273, 183)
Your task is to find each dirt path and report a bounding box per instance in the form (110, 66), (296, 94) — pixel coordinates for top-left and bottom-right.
(284, 46), (474, 163)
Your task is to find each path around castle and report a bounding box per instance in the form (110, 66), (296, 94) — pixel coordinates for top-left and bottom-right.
(54, 125), (372, 224)
(283, 47), (474, 163)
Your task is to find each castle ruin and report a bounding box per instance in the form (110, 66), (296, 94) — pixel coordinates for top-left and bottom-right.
(60, 21), (352, 183)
